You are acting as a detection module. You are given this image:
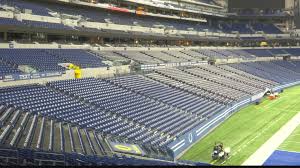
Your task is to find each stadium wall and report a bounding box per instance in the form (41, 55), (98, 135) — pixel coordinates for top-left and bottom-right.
(0, 10), (291, 39)
(0, 65), (130, 87)
(169, 97), (252, 159)
(1, 42), (300, 51)
(170, 81), (300, 159)
(80, 65), (130, 78)
(0, 70), (74, 87)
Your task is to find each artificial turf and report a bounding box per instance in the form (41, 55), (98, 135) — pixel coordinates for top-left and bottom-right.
(278, 125), (300, 153)
(180, 85), (300, 166)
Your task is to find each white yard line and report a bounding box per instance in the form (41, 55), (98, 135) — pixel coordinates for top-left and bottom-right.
(220, 113), (285, 165)
(242, 111), (300, 166)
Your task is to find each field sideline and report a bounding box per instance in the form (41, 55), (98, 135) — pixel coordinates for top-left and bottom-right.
(180, 85), (300, 165)
(278, 124), (300, 152)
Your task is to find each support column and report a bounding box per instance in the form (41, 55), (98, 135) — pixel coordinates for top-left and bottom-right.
(208, 19), (212, 27)
(45, 34), (48, 43)
(28, 33), (32, 42)
(4, 32), (7, 41)
(286, 19), (290, 31)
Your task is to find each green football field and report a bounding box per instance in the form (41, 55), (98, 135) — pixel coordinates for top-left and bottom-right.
(278, 125), (300, 152)
(180, 85), (300, 166)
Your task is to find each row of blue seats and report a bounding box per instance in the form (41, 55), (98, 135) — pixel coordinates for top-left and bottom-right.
(198, 48), (300, 58)
(0, 147), (199, 166)
(0, 61), (22, 77)
(0, 49), (106, 75)
(246, 48), (300, 57)
(0, 17), (24, 26)
(0, 83), (176, 155)
(0, 0), (283, 34)
(0, 85), (151, 142)
(196, 48), (298, 58)
(0, 102), (173, 160)
(221, 23), (282, 34)
(0, 103), (170, 159)
(229, 61), (300, 84)
(272, 60), (300, 73)
(0, 0), (216, 32)
(109, 75), (226, 118)
(0, 49), (66, 72)
(48, 78), (201, 144)
(0, 0), (51, 16)
(45, 49), (106, 68)
(252, 23), (282, 34)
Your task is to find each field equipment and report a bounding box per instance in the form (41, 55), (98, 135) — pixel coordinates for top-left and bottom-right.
(267, 92), (280, 100)
(68, 63), (82, 79)
(211, 142), (230, 160)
